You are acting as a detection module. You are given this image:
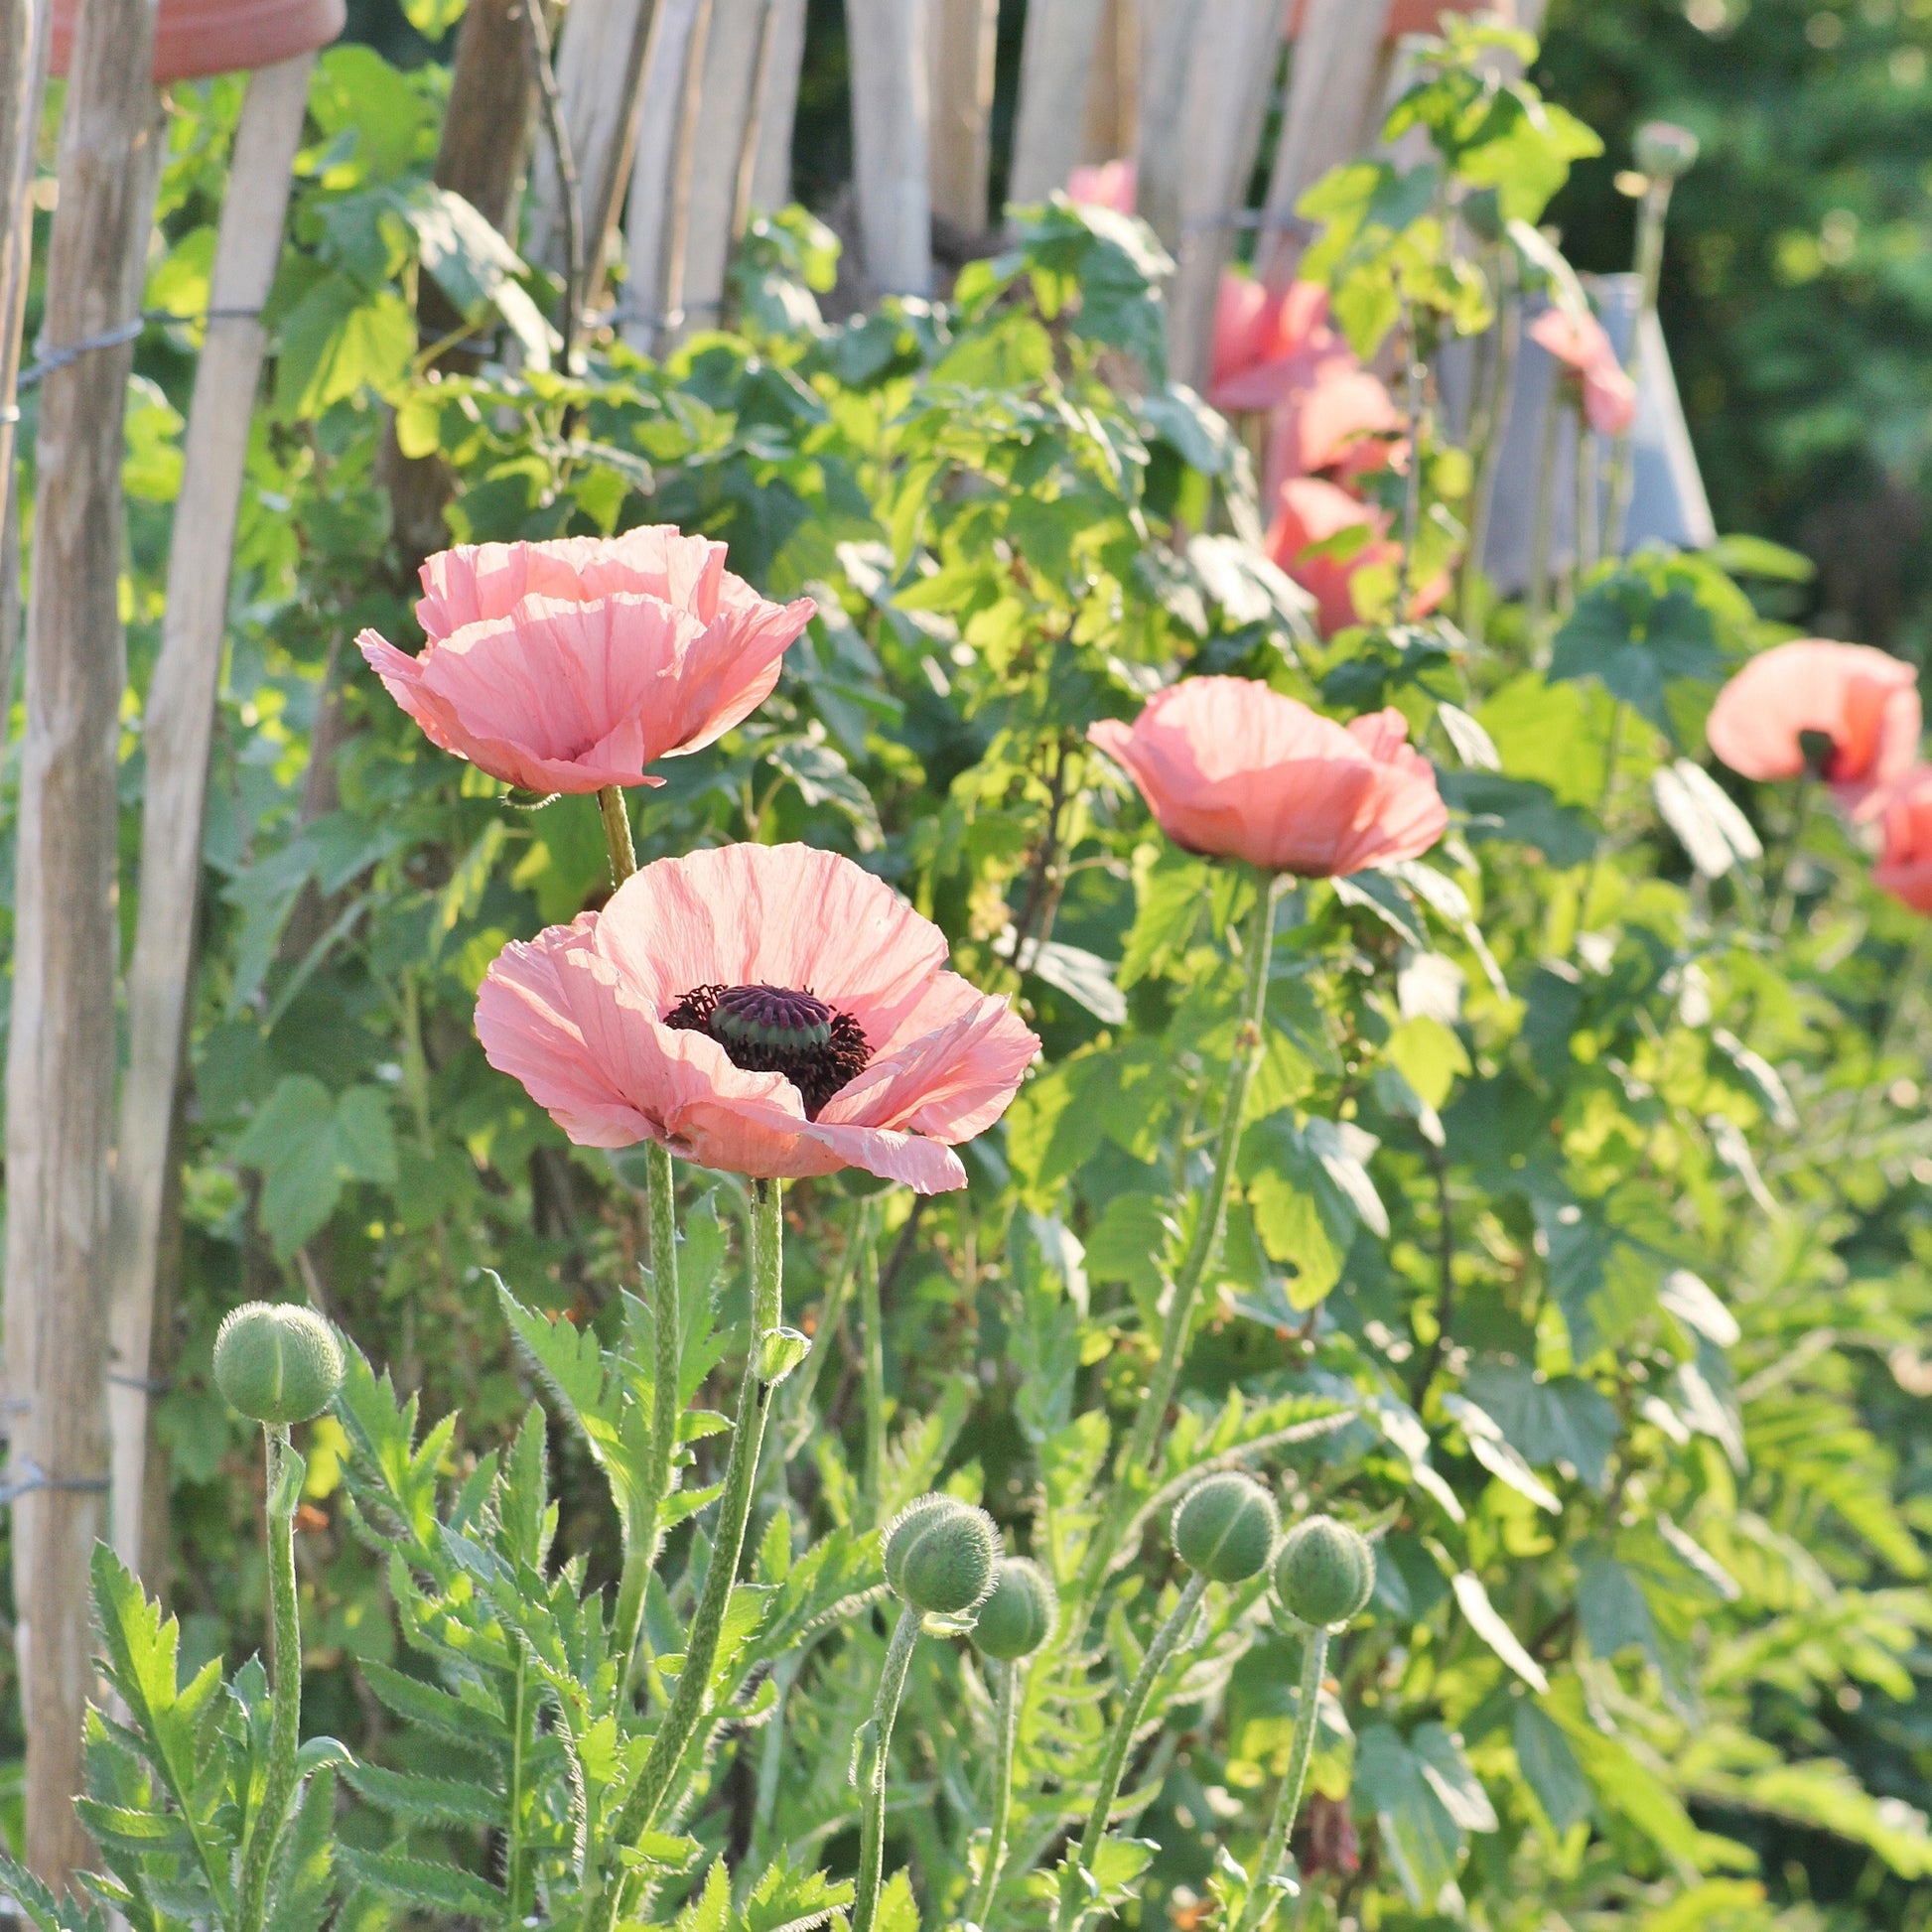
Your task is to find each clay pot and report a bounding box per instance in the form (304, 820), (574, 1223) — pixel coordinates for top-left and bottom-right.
(52, 0), (345, 84)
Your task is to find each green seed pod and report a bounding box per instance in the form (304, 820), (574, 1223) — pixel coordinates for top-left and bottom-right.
(1171, 1472), (1280, 1585)
(885, 1494), (999, 1619)
(1273, 1514), (1375, 1630)
(213, 1303), (345, 1427)
(971, 1558), (1057, 1661)
(1633, 120), (1700, 183)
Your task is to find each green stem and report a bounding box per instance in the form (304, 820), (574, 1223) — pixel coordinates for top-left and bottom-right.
(238, 1425), (303, 1932)
(1604, 181), (1673, 557)
(1072, 880), (1281, 1620)
(1769, 778), (1815, 938)
(1236, 1625), (1330, 1932)
(1573, 699), (1628, 948)
(598, 782), (637, 886)
(967, 1657), (1023, 1929)
(1526, 382), (1562, 636)
(860, 1216), (886, 1522)
(1058, 1573), (1210, 1932)
(598, 1180), (784, 1923)
(506, 1654), (532, 1917)
(1573, 398), (1596, 582)
(853, 1603), (923, 1932)
(1459, 249), (1520, 650)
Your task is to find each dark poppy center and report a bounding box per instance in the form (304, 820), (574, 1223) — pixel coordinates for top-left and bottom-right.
(663, 983), (870, 1120)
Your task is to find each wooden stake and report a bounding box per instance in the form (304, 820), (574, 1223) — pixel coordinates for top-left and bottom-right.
(747, 0), (806, 212)
(676, 0), (767, 341)
(844, 0), (930, 296)
(108, 51), (314, 1587)
(4, 0), (161, 1886)
(1165, 0), (1285, 391)
(527, 0), (660, 302)
(621, 0), (711, 352)
(1007, 0), (1107, 207)
(1079, 0), (1138, 167)
(1258, 0), (1393, 280)
(927, 0), (997, 237)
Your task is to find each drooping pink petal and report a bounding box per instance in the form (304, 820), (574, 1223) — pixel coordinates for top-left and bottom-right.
(1874, 764), (1932, 912)
(362, 527), (813, 793)
(1707, 638), (1921, 820)
(475, 844), (1038, 1191)
(1089, 677), (1447, 878)
(1529, 306), (1638, 438)
(1067, 158), (1138, 215)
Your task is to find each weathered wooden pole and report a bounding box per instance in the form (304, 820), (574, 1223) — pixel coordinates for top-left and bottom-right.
(844, 0), (930, 296)
(675, 0), (767, 340)
(4, 0), (161, 1886)
(927, 0), (997, 237)
(747, 0), (805, 212)
(1007, 0), (1107, 206)
(108, 51), (315, 1584)
(620, 0), (711, 351)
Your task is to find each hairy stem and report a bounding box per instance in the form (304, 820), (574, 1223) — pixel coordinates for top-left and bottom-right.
(1073, 880), (1281, 1620)
(239, 1424), (302, 1932)
(967, 1656), (1023, 1929)
(598, 783), (638, 885)
(853, 1603), (923, 1932)
(599, 1179), (783, 1921)
(1526, 382), (1563, 636)
(860, 1215), (886, 1522)
(1058, 1573), (1210, 1932)
(1237, 1625), (1330, 1932)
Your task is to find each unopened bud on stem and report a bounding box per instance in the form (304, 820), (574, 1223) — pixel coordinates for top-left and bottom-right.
(1172, 1472), (1279, 1584)
(1273, 1514), (1375, 1630)
(213, 1303), (344, 1427)
(886, 1494), (999, 1620)
(972, 1558), (1057, 1660)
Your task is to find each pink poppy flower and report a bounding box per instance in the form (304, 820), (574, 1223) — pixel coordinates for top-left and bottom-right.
(1210, 274), (1339, 415)
(1265, 477), (1447, 637)
(1706, 639), (1921, 820)
(1873, 765), (1932, 912)
(1263, 363), (1405, 497)
(1067, 158), (1137, 215)
(1087, 676), (1447, 877)
(1528, 306), (1638, 438)
(476, 843), (1039, 1193)
(357, 527), (814, 794)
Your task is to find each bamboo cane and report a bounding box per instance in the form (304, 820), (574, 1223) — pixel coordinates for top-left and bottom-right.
(108, 51), (315, 1585)
(621, 0), (710, 352)
(1257, 0), (1393, 281)
(927, 0), (997, 237)
(5, 0), (161, 1886)
(675, 0), (768, 342)
(844, 0), (931, 297)
(1007, 0), (1108, 207)
(1165, 0), (1285, 391)
(527, 0), (659, 304)
(747, 0), (805, 213)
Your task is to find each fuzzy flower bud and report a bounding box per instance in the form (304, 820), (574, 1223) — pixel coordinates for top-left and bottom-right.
(1634, 120), (1700, 183)
(971, 1558), (1057, 1661)
(1273, 1514), (1375, 1630)
(885, 1494), (999, 1619)
(213, 1303), (345, 1427)
(1172, 1472), (1280, 1584)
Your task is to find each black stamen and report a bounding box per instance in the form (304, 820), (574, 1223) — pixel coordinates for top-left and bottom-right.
(663, 982), (871, 1119)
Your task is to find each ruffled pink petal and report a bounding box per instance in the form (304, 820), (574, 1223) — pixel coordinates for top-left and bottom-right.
(1708, 639), (1921, 818)
(820, 978), (1039, 1141)
(1067, 158), (1137, 215)
(591, 844), (950, 1049)
(1089, 677), (1446, 877)
(797, 1121), (968, 1192)
(417, 528), (735, 638)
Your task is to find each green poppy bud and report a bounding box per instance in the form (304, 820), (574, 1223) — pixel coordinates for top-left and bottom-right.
(1273, 1514), (1375, 1630)
(885, 1494), (998, 1619)
(213, 1303), (345, 1427)
(971, 1557), (1057, 1661)
(1171, 1472), (1280, 1585)
(1633, 120), (1700, 183)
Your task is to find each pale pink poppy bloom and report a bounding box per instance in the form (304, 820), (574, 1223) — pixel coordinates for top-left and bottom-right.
(1210, 274), (1341, 415)
(1067, 158), (1138, 215)
(357, 527), (814, 794)
(1088, 676), (1447, 877)
(1873, 765), (1932, 912)
(1263, 364), (1405, 497)
(476, 843), (1039, 1193)
(1265, 476), (1448, 637)
(1706, 639), (1921, 820)
(1528, 306), (1638, 438)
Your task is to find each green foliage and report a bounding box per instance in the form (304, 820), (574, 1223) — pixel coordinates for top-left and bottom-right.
(9, 21), (1932, 1932)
